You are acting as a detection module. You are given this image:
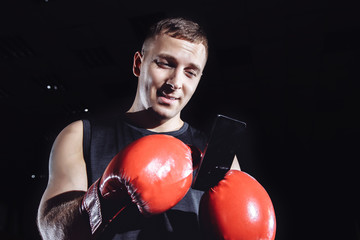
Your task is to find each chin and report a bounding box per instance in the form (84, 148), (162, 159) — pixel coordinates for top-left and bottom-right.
(151, 105), (179, 120)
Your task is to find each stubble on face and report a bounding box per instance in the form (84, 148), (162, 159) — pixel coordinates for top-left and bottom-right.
(132, 34), (207, 122)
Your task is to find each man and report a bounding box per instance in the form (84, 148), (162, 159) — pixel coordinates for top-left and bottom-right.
(37, 17), (277, 240)
(37, 17), (214, 240)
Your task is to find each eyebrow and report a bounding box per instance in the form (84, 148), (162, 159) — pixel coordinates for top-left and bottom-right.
(157, 54), (202, 74)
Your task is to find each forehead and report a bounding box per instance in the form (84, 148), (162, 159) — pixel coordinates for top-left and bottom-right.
(144, 34), (207, 69)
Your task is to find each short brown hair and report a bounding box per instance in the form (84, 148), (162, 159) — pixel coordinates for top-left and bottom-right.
(142, 17), (208, 58)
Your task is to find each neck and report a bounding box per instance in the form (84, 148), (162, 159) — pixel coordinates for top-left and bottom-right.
(125, 109), (184, 132)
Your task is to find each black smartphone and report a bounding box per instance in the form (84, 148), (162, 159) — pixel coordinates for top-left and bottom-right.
(192, 114), (247, 191)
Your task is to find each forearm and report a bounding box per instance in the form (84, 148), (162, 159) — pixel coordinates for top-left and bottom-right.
(37, 191), (91, 240)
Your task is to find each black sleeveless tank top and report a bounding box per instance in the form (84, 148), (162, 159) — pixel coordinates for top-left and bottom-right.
(82, 115), (207, 240)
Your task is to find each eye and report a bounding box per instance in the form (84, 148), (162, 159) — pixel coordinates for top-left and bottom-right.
(185, 69), (197, 78)
(154, 59), (173, 69)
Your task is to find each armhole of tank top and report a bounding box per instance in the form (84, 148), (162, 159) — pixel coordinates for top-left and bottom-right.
(82, 119), (92, 184)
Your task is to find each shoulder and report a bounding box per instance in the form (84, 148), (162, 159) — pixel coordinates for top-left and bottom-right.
(40, 120), (88, 202)
(51, 120), (85, 168)
(52, 120), (84, 153)
(62, 120), (83, 135)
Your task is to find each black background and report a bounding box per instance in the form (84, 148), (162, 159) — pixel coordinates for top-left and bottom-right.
(0, 0), (359, 239)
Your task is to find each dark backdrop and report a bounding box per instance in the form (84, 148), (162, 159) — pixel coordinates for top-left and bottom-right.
(0, 0), (359, 239)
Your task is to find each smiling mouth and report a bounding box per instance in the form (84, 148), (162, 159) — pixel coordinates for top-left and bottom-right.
(157, 90), (180, 105)
(158, 90), (180, 100)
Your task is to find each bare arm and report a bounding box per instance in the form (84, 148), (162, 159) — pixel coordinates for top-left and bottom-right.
(231, 155), (241, 171)
(37, 120), (91, 240)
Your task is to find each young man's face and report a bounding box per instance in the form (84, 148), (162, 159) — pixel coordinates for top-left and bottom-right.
(133, 34), (207, 120)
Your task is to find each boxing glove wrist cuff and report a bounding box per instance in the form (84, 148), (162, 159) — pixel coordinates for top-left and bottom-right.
(80, 179), (104, 237)
(80, 179), (129, 238)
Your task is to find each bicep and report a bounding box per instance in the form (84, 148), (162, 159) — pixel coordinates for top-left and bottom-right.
(41, 120), (88, 203)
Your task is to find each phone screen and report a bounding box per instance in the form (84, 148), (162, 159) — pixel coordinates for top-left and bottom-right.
(192, 115), (246, 191)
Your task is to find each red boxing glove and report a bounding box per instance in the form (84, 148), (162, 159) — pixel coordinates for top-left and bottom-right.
(199, 170), (276, 240)
(81, 134), (194, 236)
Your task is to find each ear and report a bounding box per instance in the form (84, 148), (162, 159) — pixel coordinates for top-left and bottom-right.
(133, 51), (143, 77)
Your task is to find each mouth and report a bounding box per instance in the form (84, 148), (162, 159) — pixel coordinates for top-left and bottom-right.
(157, 90), (180, 104)
(158, 90), (179, 99)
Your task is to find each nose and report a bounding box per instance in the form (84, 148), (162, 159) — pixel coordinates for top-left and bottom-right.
(166, 82), (181, 90)
(166, 69), (182, 90)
